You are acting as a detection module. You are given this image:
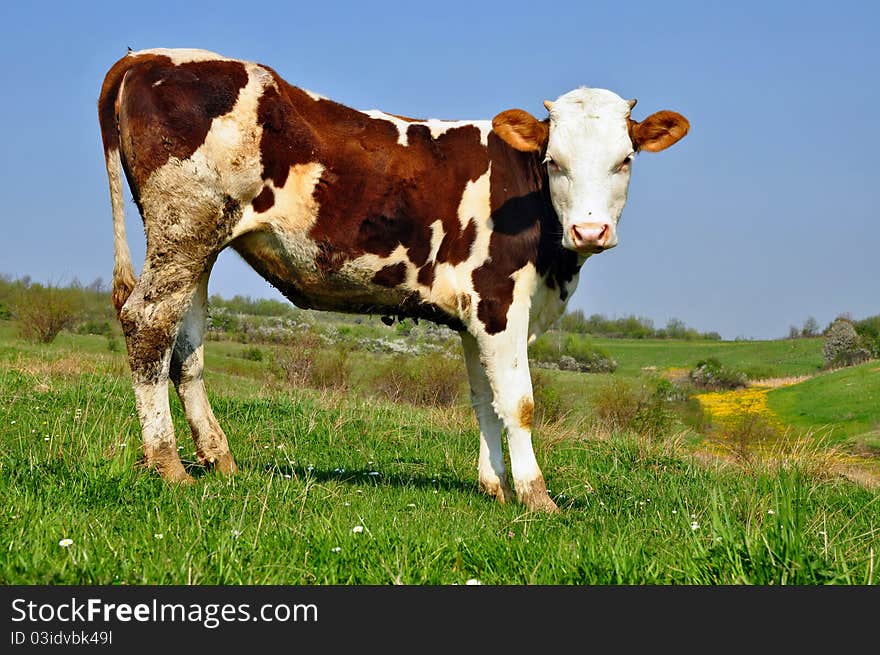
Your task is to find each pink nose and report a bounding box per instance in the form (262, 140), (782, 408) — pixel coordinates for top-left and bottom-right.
(570, 222), (614, 251)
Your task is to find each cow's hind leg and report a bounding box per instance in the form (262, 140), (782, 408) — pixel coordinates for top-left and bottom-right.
(120, 257), (208, 483)
(461, 332), (514, 503)
(170, 271), (237, 474)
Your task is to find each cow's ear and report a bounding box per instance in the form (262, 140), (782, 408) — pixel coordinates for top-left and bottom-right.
(628, 110), (690, 152)
(492, 109), (549, 152)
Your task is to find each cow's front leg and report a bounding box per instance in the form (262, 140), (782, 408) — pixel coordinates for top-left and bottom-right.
(471, 327), (558, 513)
(461, 332), (514, 503)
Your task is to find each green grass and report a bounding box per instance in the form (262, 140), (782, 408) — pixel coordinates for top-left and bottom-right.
(0, 326), (877, 584)
(768, 361), (880, 450)
(592, 337), (825, 378)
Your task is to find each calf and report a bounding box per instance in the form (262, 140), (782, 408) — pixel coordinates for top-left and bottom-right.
(98, 48), (689, 512)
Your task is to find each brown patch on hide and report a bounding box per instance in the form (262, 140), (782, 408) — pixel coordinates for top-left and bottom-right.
(372, 262), (407, 287)
(252, 186), (275, 212)
(115, 57), (249, 187)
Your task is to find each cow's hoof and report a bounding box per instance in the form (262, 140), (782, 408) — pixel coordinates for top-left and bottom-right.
(516, 478), (560, 513)
(145, 444), (194, 484)
(480, 479), (515, 504)
(153, 460), (195, 484)
(523, 494), (560, 513)
(204, 452), (238, 476)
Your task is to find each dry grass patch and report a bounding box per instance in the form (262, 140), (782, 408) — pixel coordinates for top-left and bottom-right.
(748, 375), (812, 388)
(693, 426), (880, 490)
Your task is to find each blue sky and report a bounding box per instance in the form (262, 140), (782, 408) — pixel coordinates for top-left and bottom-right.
(1, 0), (877, 339)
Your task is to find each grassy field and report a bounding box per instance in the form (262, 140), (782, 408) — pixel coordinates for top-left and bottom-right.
(595, 336), (825, 378)
(0, 320), (878, 584)
(768, 361), (880, 450)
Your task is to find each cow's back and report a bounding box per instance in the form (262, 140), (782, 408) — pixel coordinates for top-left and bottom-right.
(103, 48), (559, 332)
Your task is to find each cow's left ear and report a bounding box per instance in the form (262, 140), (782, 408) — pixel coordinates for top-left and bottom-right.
(492, 109), (549, 153)
(628, 110), (690, 152)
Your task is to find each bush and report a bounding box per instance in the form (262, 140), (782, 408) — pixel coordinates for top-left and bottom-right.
(716, 413), (781, 462)
(531, 369), (569, 425)
(241, 347), (264, 362)
(853, 315), (880, 358)
(273, 334), (351, 390)
(530, 332), (617, 373)
(689, 358), (747, 391)
(10, 284), (79, 343)
(592, 378), (675, 438)
(823, 317), (871, 368)
(309, 347), (351, 390)
(369, 353), (465, 407)
(77, 319), (112, 336)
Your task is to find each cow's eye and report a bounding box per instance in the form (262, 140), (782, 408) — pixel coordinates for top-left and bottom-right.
(616, 153), (635, 172)
(543, 154), (561, 173)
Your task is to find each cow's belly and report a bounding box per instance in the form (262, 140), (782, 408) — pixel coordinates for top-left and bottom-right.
(231, 229), (459, 324)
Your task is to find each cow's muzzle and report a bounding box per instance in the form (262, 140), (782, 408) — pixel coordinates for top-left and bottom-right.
(569, 222), (617, 253)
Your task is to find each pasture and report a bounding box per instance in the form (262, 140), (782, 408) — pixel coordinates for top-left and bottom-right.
(768, 361), (880, 450)
(0, 319), (878, 584)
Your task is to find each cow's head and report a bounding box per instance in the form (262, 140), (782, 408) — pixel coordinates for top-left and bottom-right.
(492, 88), (689, 254)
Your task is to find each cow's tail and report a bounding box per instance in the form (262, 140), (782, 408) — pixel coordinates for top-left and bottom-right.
(98, 55), (138, 316)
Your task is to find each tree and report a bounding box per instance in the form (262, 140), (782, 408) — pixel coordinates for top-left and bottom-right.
(11, 284), (79, 343)
(823, 317), (871, 368)
(801, 316), (819, 337)
(665, 318), (688, 339)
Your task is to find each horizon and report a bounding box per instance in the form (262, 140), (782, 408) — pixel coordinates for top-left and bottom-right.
(0, 271), (857, 342)
(1, 1), (877, 341)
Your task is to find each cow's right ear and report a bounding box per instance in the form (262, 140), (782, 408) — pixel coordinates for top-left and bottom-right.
(492, 109), (549, 153)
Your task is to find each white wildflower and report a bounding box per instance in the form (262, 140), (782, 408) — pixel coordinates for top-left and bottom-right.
(58, 538), (73, 548)
(352, 525), (364, 534)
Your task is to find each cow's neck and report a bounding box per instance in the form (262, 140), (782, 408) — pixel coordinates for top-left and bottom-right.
(519, 165), (583, 338)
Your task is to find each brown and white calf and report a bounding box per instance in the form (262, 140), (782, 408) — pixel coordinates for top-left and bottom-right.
(98, 48), (688, 512)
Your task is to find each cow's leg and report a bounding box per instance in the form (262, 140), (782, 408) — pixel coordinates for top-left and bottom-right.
(469, 325), (558, 513)
(120, 257), (208, 483)
(460, 332), (514, 503)
(170, 271), (237, 475)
